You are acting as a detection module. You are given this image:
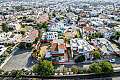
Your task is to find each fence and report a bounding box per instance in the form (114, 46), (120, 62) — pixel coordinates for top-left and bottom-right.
(0, 71), (120, 79)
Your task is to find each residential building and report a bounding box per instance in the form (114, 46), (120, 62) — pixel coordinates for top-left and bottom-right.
(36, 13), (49, 23)
(8, 34), (22, 43)
(48, 19), (76, 33)
(91, 38), (119, 55)
(41, 32), (58, 41)
(0, 32), (12, 43)
(22, 30), (39, 43)
(0, 45), (7, 56)
(45, 39), (68, 64)
(70, 38), (95, 61)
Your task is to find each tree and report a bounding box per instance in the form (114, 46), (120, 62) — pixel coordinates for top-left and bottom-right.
(75, 55), (85, 62)
(99, 61), (113, 73)
(1, 23), (9, 32)
(114, 31), (120, 40)
(42, 22), (48, 31)
(33, 37), (39, 44)
(36, 22), (48, 31)
(20, 31), (25, 35)
(10, 70), (22, 78)
(32, 60), (54, 77)
(79, 68), (89, 74)
(91, 32), (102, 39)
(14, 6), (25, 11)
(77, 29), (82, 38)
(6, 46), (12, 53)
(0, 69), (4, 74)
(8, 27), (14, 31)
(88, 35), (92, 42)
(89, 61), (113, 74)
(91, 51), (101, 60)
(62, 67), (68, 75)
(21, 24), (26, 28)
(19, 42), (26, 49)
(9, 70), (17, 76)
(89, 62), (102, 74)
(52, 12), (56, 17)
(77, 16), (80, 22)
(71, 65), (79, 74)
(26, 43), (32, 49)
(3, 71), (9, 76)
(36, 23), (42, 29)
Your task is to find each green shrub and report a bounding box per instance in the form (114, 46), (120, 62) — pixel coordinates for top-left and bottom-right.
(71, 65), (79, 74)
(89, 62), (102, 74)
(32, 60), (54, 77)
(89, 61), (113, 74)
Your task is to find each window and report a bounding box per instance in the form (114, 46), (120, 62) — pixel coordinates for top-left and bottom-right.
(79, 48), (83, 52)
(51, 36), (53, 39)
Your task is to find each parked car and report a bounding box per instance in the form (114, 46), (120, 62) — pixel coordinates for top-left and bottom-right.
(109, 59), (115, 63)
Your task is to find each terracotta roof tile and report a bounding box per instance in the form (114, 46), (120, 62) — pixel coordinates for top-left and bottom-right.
(58, 44), (65, 49)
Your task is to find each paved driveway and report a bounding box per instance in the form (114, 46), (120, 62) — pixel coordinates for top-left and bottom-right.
(2, 49), (33, 71)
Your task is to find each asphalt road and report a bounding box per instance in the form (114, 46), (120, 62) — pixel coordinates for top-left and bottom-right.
(2, 48), (33, 71)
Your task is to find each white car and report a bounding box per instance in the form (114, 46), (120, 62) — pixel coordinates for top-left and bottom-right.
(109, 59), (115, 63)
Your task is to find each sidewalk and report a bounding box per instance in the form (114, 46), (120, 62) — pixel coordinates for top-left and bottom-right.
(113, 67), (120, 72)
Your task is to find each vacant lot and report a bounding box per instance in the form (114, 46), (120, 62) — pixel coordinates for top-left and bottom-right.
(2, 48), (33, 71)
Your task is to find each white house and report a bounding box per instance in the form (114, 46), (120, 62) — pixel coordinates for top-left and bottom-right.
(8, 34), (22, 43)
(103, 31), (113, 39)
(49, 21), (75, 33)
(70, 38), (95, 60)
(113, 25), (120, 32)
(0, 32), (12, 43)
(91, 38), (119, 55)
(0, 32), (23, 43)
(41, 32), (58, 41)
(0, 45), (7, 56)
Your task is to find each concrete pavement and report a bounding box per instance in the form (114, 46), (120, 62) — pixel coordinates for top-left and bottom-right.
(2, 49), (33, 71)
